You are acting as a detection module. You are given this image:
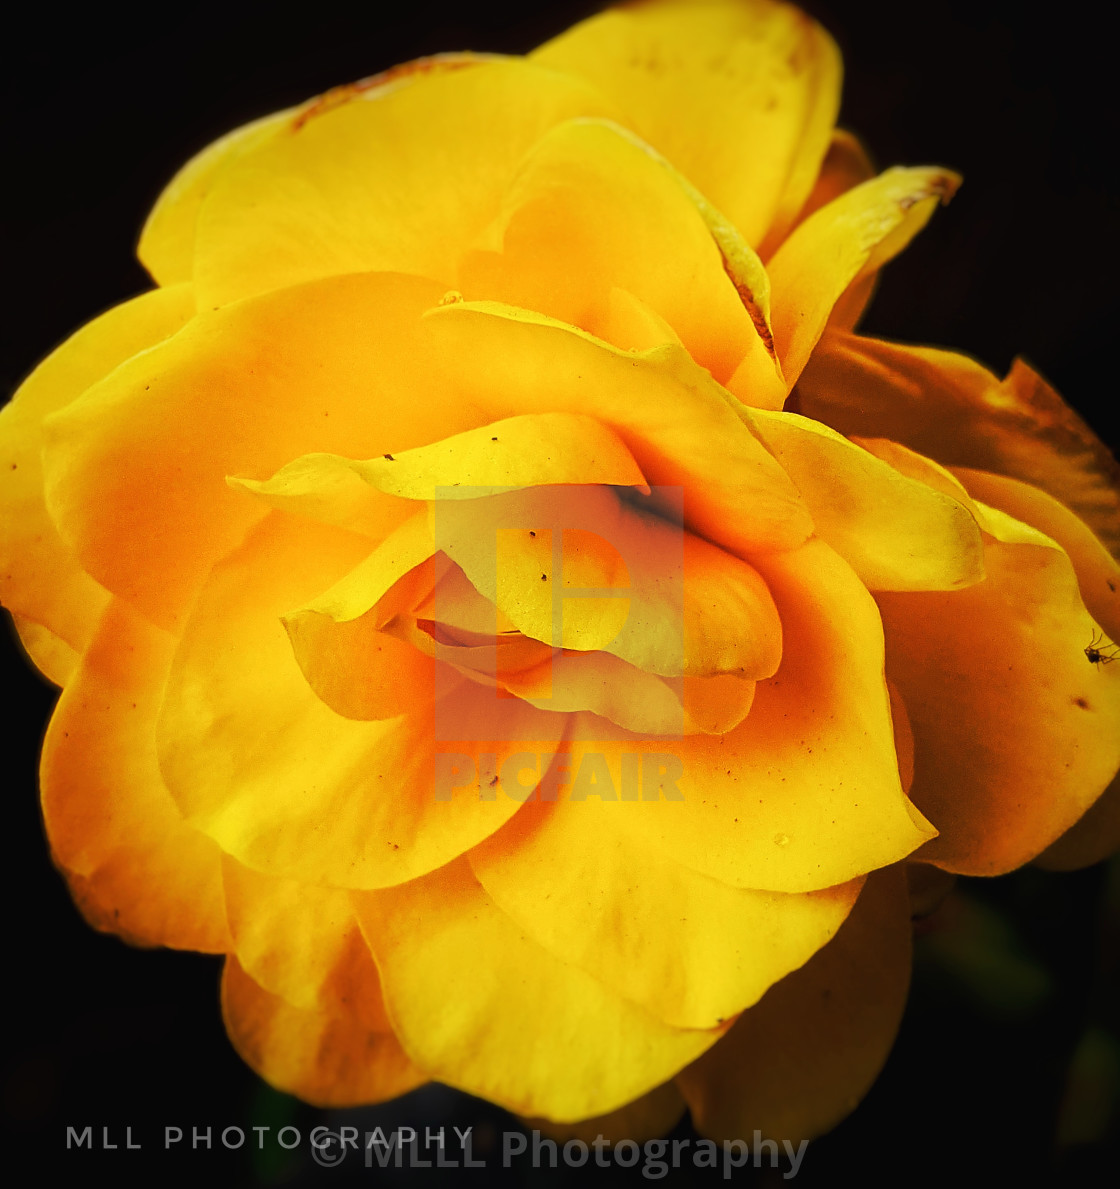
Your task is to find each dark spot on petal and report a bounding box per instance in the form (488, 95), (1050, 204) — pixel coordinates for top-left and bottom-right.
(1074, 696), (1090, 709)
(383, 453), (395, 461)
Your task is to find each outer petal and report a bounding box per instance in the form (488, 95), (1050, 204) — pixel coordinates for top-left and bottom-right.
(1038, 772), (1120, 871)
(797, 334), (1120, 559)
(564, 539), (934, 893)
(526, 1082), (686, 1144)
(158, 512), (567, 889)
(469, 792), (861, 1028)
(420, 301), (813, 557)
(767, 167), (959, 386)
(676, 866), (911, 1143)
(193, 58), (613, 305)
(40, 598), (228, 952)
(42, 272), (451, 630)
(532, 0), (841, 252)
(222, 958), (425, 1108)
(877, 520), (1120, 874)
(222, 858), (391, 1032)
(0, 285), (194, 670)
(138, 109), (295, 285)
(352, 859), (725, 1121)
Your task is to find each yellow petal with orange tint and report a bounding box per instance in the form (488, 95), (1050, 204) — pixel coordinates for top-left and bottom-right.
(676, 865), (911, 1142)
(40, 598), (228, 952)
(746, 408), (985, 590)
(798, 334), (1120, 559)
(563, 539), (934, 893)
(1037, 772), (1120, 871)
(352, 859), (724, 1121)
(768, 167), (959, 385)
(533, 0), (841, 252)
(222, 958), (425, 1108)
(0, 285), (193, 660)
(193, 58), (614, 305)
(43, 272), (451, 631)
(877, 523), (1120, 874)
(222, 858), (390, 1032)
(158, 513), (567, 889)
(526, 1082), (686, 1145)
(421, 300), (812, 556)
(470, 793), (861, 1028)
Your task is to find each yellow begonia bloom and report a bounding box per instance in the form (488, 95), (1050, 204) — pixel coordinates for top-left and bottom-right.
(3, 0), (1118, 1143)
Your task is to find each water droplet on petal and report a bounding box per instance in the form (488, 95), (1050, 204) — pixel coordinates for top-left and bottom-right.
(773, 832), (789, 847)
(438, 290), (464, 306)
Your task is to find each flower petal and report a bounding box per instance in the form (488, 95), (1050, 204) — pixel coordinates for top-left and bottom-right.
(40, 598), (228, 952)
(767, 167), (960, 386)
(525, 1082), (686, 1144)
(158, 512), (566, 889)
(138, 109), (295, 285)
(193, 58), (613, 305)
(222, 858), (390, 1031)
(532, 0), (841, 252)
(43, 272), (452, 630)
(470, 792), (861, 1028)
(352, 859), (724, 1121)
(0, 285), (193, 662)
(1037, 772), (1120, 871)
(746, 408), (985, 590)
(437, 484), (782, 681)
(420, 300), (813, 556)
(566, 539), (934, 893)
(458, 116), (773, 392)
(221, 958), (425, 1108)
(676, 865), (911, 1143)
(798, 333), (1120, 558)
(876, 518), (1120, 874)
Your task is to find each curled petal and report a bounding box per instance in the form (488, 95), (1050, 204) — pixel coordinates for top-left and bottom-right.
(767, 167), (960, 386)
(798, 334), (1120, 559)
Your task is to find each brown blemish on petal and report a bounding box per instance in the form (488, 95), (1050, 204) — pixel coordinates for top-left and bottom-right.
(1073, 697), (1090, 709)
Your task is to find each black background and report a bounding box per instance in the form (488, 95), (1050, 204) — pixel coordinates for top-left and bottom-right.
(2, 2), (1117, 1185)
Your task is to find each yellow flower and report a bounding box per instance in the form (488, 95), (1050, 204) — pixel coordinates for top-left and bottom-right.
(2, 0), (1119, 1147)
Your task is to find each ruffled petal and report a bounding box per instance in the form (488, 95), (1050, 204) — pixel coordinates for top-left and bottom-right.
(877, 515), (1120, 874)
(798, 334), (1120, 559)
(532, 0), (841, 252)
(42, 272), (450, 630)
(676, 865), (911, 1142)
(559, 539), (933, 893)
(158, 512), (566, 889)
(767, 167), (959, 386)
(193, 58), (613, 305)
(353, 859), (724, 1121)
(40, 598), (228, 952)
(222, 958), (425, 1107)
(0, 285), (193, 663)
(420, 300), (812, 556)
(470, 792), (861, 1028)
